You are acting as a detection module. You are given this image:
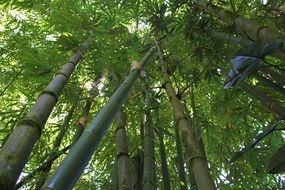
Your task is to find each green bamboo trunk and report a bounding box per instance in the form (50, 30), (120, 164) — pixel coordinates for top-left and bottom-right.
(115, 108), (132, 190)
(0, 42), (89, 190)
(192, 0), (285, 57)
(41, 47), (155, 190)
(112, 72), (133, 190)
(142, 88), (156, 190)
(187, 86), (202, 190)
(156, 42), (216, 190)
(174, 125), (188, 190)
(157, 130), (171, 190)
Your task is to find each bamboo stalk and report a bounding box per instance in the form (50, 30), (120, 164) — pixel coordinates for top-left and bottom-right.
(174, 124), (188, 190)
(209, 30), (252, 46)
(142, 88), (156, 190)
(112, 72), (133, 190)
(157, 132), (171, 190)
(155, 41), (216, 190)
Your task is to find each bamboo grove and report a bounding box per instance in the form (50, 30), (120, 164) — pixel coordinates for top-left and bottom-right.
(0, 0), (285, 189)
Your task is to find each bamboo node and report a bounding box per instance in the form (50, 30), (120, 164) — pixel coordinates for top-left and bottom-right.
(130, 60), (142, 71)
(115, 152), (130, 160)
(188, 153), (205, 163)
(268, 102), (277, 110)
(76, 48), (84, 58)
(114, 125), (126, 133)
(55, 71), (69, 80)
(175, 115), (189, 126)
(256, 26), (270, 41)
(142, 179), (155, 186)
(41, 89), (59, 102)
(17, 117), (43, 134)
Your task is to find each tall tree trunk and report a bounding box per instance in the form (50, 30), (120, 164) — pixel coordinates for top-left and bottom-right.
(42, 47), (155, 190)
(0, 41), (90, 190)
(157, 131), (171, 190)
(112, 72), (133, 190)
(191, 0), (285, 57)
(142, 88), (156, 190)
(174, 125), (188, 190)
(140, 119), (144, 146)
(71, 80), (100, 147)
(15, 81), (98, 189)
(155, 41), (216, 190)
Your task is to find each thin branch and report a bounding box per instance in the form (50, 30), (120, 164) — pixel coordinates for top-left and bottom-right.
(230, 120), (285, 163)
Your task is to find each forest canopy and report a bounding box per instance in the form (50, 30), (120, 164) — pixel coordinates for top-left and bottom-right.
(0, 0), (285, 189)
